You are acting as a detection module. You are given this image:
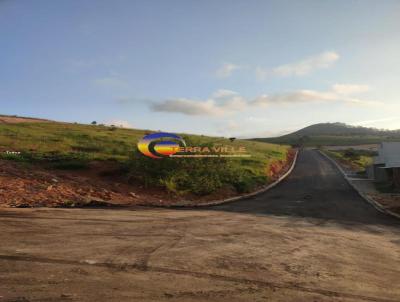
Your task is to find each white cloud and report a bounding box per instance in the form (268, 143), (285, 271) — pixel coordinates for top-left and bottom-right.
(212, 89), (238, 98)
(104, 120), (133, 128)
(216, 63), (241, 78)
(151, 99), (223, 116)
(251, 90), (337, 106)
(223, 96), (248, 111)
(257, 51), (339, 79)
(252, 86), (380, 107)
(151, 94), (247, 116)
(332, 84), (370, 95)
(352, 117), (399, 126)
(149, 84), (380, 116)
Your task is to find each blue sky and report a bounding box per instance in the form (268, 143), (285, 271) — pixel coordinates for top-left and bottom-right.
(1, 0), (400, 137)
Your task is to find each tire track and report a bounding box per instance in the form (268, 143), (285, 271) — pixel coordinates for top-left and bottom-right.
(0, 254), (397, 302)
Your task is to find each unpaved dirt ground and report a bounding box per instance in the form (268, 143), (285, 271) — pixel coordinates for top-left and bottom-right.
(0, 150), (399, 302)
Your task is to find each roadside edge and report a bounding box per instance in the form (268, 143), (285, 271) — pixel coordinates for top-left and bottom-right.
(318, 150), (400, 220)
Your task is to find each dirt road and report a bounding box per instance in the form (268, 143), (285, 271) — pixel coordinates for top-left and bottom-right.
(1, 150), (399, 302)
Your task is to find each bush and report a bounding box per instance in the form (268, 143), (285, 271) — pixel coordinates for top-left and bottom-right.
(344, 148), (360, 160)
(128, 150), (236, 195)
(231, 173), (267, 193)
(126, 138), (262, 196)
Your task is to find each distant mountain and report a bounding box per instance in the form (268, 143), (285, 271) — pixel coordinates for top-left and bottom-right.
(253, 123), (400, 146)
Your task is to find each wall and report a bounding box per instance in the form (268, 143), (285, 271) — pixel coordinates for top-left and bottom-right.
(373, 164), (389, 182)
(393, 168), (400, 189)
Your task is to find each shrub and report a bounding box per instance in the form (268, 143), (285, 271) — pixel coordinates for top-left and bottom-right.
(128, 149), (236, 195)
(231, 173), (267, 193)
(344, 148), (360, 160)
(126, 138), (255, 196)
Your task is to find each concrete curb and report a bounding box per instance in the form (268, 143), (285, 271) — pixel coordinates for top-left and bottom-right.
(318, 150), (400, 220)
(172, 150), (299, 208)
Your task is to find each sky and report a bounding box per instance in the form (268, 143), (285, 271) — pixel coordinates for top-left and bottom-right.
(1, 0), (400, 137)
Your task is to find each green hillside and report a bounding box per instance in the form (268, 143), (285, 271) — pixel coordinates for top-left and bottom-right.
(0, 119), (290, 196)
(0, 121), (288, 161)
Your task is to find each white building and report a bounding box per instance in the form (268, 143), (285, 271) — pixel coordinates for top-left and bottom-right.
(367, 142), (400, 188)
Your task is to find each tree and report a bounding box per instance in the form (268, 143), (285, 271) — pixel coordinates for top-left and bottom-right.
(91, 121), (97, 125)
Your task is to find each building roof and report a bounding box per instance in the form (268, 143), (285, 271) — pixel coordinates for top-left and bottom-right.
(374, 142), (400, 168)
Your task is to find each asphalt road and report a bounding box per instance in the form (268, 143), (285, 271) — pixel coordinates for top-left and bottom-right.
(211, 149), (399, 225)
(1, 149), (399, 302)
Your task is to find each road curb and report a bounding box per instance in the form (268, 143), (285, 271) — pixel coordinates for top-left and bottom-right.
(318, 150), (400, 220)
(172, 149), (299, 207)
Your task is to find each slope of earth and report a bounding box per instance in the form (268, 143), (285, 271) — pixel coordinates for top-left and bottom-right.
(0, 117), (290, 207)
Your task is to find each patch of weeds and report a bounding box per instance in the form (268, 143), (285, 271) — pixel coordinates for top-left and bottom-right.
(0, 153), (26, 162)
(231, 173), (267, 193)
(71, 145), (102, 152)
(127, 140), (239, 195)
(0, 150), (90, 170)
(127, 138), (270, 196)
(44, 153), (90, 170)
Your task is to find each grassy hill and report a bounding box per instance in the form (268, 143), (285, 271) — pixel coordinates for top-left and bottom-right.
(253, 122), (400, 146)
(0, 116), (291, 199)
(0, 119), (288, 163)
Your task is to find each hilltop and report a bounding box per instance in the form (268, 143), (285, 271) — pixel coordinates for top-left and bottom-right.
(253, 122), (400, 146)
